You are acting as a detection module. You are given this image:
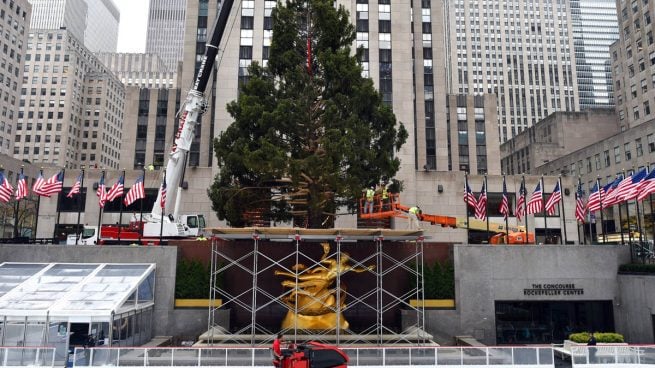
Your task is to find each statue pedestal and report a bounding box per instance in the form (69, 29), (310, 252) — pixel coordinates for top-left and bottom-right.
(281, 310), (349, 330)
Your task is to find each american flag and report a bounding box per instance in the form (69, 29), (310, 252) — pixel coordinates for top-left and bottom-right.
(526, 182), (543, 214)
(637, 168), (655, 201)
(39, 171), (64, 197)
(475, 182), (487, 220)
(160, 175), (167, 209)
(544, 181), (561, 216)
(67, 173), (83, 198)
(15, 171), (28, 201)
(586, 181), (602, 212)
(124, 176), (145, 206)
(603, 175), (629, 208)
(464, 181), (477, 208)
(32, 172), (46, 196)
(97, 172), (108, 208)
(0, 172), (13, 203)
(105, 175), (125, 203)
(499, 176), (509, 219)
(575, 180), (586, 223)
(617, 168), (648, 202)
(515, 180), (526, 221)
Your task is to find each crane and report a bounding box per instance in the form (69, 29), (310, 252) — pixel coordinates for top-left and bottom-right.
(67, 0), (235, 245)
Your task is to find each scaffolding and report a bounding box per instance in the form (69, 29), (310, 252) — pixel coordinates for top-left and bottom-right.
(204, 228), (430, 347)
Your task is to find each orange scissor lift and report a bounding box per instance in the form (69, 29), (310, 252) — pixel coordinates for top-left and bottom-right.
(358, 193), (534, 244)
(358, 193), (458, 228)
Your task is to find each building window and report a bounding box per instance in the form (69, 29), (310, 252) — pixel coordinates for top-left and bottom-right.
(614, 146), (621, 164)
(625, 142), (632, 161)
(604, 150), (611, 167)
(633, 106), (640, 120)
(594, 154), (601, 170)
(636, 138), (643, 156)
(645, 101), (651, 115)
(648, 133), (655, 152)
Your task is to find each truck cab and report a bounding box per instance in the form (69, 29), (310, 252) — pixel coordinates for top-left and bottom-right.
(66, 227), (97, 245)
(181, 214), (206, 236)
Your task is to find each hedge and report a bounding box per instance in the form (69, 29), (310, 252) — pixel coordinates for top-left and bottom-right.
(175, 259), (216, 299)
(619, 263), (655, 274)
(569, 332), (625, 343)
(409, 260), (455, 299)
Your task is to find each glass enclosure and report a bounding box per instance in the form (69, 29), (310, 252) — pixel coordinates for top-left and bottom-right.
(0, 263), (156, 366)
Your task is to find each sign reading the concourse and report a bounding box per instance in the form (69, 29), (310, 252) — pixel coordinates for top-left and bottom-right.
(523, 283), (584, 296)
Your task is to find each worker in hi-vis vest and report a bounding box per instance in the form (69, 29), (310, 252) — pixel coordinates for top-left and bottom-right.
(364, 186), (375, 214)
(407, 206), (422, 230)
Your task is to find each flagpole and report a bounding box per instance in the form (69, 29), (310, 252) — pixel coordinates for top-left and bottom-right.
(559, 176), (567, 244)
(160, 170), (166, 245)
(55, 169), (65, 240)
(117, 170), (126, 243)
(504, 175), (509, 244)
(465, 173), (470, 244)
(618, 195), (625, 245)
(13, 166), (23, 239)
(34, 168), (43, 240)
(598, 177), (606, 243)
(138, 165), (145, 243)
(576, 178), (582, 245)
(523, 175), (528, 245)
(97, 170), (105, 245)
(75, 168), (85, 245)
(541, 176), (547, 244)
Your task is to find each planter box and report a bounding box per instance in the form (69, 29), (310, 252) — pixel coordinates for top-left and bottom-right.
(409, 299), (455, 309)
(174, 299), (222, 308)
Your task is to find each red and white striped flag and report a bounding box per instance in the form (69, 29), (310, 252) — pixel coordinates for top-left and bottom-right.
(575, 180), (586, 223)
(160, 175), (167, 210)
(67, 173), (83, 198)
(97, 172), (108, 208)
(32, 172), (46, 196)
(0, 172), (13, 203)
(475, 182), (487, 220)
(526, 182), (543, 215)
(15, 171), (28, 200)
(637, 168), (655, 201)
(499, 176), (509, 219)
(124, 176), (145, 206)
(38, 171), (64, 197)
(515, 180), (526, 221)
(544, 181), (561, 216)
(105, 175), (125, 203)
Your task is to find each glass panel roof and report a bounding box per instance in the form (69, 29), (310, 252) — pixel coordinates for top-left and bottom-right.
(0, 263), (155, 319)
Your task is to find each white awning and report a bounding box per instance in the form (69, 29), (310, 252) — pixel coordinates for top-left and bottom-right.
(0, 263), (156, 321)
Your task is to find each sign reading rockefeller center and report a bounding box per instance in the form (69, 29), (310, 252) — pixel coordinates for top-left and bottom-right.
(523, 283), (584, 296)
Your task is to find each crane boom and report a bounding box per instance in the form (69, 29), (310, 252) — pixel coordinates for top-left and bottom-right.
(152, 0), (235, 219)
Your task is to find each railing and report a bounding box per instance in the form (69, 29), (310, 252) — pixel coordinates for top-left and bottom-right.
(570, 345), (655, 366)
(73, 346), (554, 367)
(0, 347), (55, 367)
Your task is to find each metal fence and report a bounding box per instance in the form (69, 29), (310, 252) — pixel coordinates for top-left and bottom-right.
(570, 345), (655, 366)
(72, 346), (554, 367)
(0, 347), (55, 367)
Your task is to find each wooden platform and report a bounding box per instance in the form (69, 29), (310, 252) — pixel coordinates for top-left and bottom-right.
(206, 227), (425, 241)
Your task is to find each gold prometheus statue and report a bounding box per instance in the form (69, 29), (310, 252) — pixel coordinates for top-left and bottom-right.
(275, 243), (374, 330)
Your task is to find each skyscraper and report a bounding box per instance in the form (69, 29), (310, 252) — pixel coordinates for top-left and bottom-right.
(84, 0), (120, 52)
(146, 0), (187, 71)
(611, 0), (655, 129)
(570, 0), (619, 110)
(16, 30), (125, 169)
(28, 0), (119, 53)
(0, 0), (30, 156)
(445, 0), (580, 143)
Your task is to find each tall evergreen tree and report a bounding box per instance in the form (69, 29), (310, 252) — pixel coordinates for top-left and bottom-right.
(209, 0), (407, 228)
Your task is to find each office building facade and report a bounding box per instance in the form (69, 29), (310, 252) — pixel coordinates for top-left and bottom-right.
(570, 0), (619, 110)
(611, 0), (655, 129)
(28, 0), (119, 53)
(83, 0), (119, 52)
(146, 0), (187, 71)
(96, 52), (178, 89)
(444, 0), (580, 143)
(16, 29), (125, 169)
(0, 0), (30, 155)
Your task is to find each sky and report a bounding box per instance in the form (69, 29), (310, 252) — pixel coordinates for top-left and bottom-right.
(114, 0), (150, 53)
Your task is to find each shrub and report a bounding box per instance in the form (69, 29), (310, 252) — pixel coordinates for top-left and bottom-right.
(175, 259), (212, 299)
(419, 259), (455, 299)
(569, 332), (624, 343)
(619, 263), (655, 274)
